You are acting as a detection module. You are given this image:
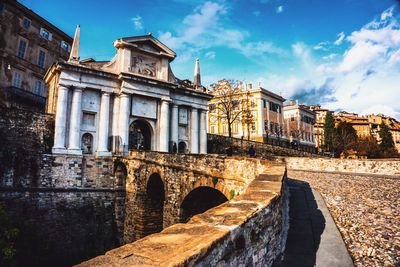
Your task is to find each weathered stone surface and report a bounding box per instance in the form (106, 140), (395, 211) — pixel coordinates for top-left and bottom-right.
(76, 165), (289, 267)
(286, 157), (400, 176)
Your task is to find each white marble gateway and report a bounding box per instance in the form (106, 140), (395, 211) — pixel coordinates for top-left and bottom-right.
(45, 26), (211, 156)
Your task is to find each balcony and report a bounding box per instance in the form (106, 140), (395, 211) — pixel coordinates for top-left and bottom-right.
(4, 86), (46, 110)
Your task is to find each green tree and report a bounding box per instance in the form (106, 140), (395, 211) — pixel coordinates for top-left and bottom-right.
(378, 122), (398, 158)
(378, 122), (394, 150)
(323, 111), (335, 152)
(356, 137), (380, 158)
(334, 121), (358, 157)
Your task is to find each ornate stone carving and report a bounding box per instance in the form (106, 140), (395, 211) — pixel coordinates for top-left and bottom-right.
(131, 54), (157, 77)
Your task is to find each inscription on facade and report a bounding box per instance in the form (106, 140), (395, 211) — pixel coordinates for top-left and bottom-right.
(132, 95), (157, 119)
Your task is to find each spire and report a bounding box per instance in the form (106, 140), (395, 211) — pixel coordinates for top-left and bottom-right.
(68, 25), (80, 64)
(193, 58), (201, 87)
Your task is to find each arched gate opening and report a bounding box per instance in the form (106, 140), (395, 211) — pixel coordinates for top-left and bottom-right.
(180, 186), (228, 223)
(142, 173), (165, 236)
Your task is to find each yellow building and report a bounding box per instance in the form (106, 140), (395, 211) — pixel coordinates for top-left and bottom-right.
(335, 112), (371, 138)
(208, 83), (286, 143)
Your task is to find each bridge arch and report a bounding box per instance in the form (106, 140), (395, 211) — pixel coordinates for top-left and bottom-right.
(180, 186), (228, 223)
(142, 173), (165, 236)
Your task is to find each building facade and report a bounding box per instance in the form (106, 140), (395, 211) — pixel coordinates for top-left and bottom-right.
(367, 114), (400, 153)
(335, 112), (371, 138)
(0, 0), (72, 111)
(208, 83), (286, 143)
(45, 29), (211, 156)
(283, 102), (316, 151)
(308, 105), (329, 150)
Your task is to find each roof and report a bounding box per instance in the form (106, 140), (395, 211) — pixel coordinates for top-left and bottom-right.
(116, 34), (176, 60)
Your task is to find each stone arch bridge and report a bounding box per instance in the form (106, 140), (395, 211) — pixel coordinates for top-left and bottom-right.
(112, 151), (273, 242)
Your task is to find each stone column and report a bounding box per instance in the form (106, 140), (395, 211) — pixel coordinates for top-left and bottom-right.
(67, 87), (82, 154)
(190, 108), (199, 153)
(170, 104), (179, 153)
(199, 109), (207, 154)
(119, 94), (130, 154)
(96, 92), (111, 156)
(257, 98), (265, 138)
(159, 99), (170, 152)
(52, 85), (69, 154)
(111, 95), (120, 153)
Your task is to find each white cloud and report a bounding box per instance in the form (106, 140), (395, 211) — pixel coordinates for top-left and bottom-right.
(313, 41), (329, 51)
(158, 1), (285, 63)
(276, 5), (283, 14)
(334, 32), (345, 45)
(205, 51), (216, 59)
(322, 53), (337, 60)
(131, 16), (143, 31)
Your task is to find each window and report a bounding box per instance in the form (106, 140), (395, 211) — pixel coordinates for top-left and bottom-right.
(34, 80), (46, 95)
(12, 71), (22, 88)
(210, 126), (215, 134)
(17, 39), (27, 59)
(82, 113), (95, 126)
(38, 50), (46, 68)
(209, 104), (216, 112)
(251, 122), (256, 132)
(39, 27), (52, 40)
(22, 18), (30, 29)
(263, 99), (267, 108)
(0, 3), (4, 13)
(61, 41), (70, 52)
(222, 125), (227, 134)
(269, 102), (281, 113)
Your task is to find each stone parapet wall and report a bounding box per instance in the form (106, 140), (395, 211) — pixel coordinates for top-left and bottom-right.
(76, 164), (289, 267)
(208, 133), (316, 157)
(286, 157), (400, 176)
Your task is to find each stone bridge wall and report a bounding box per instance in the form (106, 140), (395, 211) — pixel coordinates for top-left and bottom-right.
(119, 150), (281, 242)
(286, 157), (400, 176)
(77, 164), (289, 267)
(208, 133), (316, 157)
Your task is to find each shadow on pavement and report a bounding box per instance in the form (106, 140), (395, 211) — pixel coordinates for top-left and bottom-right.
(273, 178), (326, 267)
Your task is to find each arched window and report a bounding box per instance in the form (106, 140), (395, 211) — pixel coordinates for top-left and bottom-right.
(81, 133), (93, 154)
(129, 120), (152, 150)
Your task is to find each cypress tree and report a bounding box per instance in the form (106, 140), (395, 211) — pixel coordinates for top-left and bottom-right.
(378, 122), (394, 151)
(323, 111), (335, 152)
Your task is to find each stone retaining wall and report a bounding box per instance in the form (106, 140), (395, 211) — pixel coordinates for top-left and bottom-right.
(286, 157), (400, 176)
(76, 164), (289, 267)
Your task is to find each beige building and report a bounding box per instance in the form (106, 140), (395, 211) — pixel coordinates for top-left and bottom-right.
(0, 0), (72, 111)
(335, 112), (371, 138)
(309, 105), (330, 149)
(367, 114), (400, 153)
(208, 83), (286, 143)
(283, 101), (316, 152)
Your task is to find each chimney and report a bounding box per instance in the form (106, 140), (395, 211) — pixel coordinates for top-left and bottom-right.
(290, 100), (295, 106)
(68, 25), (81, 64)
(193, 58), (201, 87)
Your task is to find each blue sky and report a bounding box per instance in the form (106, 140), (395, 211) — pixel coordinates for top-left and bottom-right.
(21, 0), (400, 119)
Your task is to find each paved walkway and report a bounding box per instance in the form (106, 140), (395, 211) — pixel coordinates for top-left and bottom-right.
(273, 179), (353, 267)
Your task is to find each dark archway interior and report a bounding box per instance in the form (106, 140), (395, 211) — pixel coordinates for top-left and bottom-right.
(129, 120), (151, 150)
(180, 187), (228, 223)
(142, 173), (165, 236)
(178, 141), (186, 153)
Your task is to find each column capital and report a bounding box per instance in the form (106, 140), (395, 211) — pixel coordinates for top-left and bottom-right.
(101, 91), (110, 96)
(119, 93), (130, 98)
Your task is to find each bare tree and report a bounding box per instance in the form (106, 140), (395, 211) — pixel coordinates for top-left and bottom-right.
(211, 79), (244, 138)
(241, 91), (254, 140)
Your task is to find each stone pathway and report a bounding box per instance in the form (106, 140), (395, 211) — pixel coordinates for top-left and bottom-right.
(273, 179), (353, 267)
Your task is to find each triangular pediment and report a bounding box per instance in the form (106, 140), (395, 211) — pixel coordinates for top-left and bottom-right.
(120, 35), (176, 59)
